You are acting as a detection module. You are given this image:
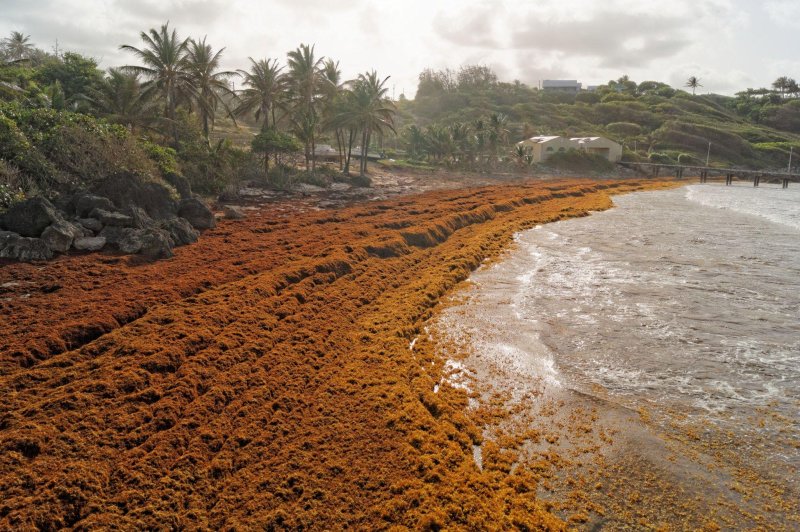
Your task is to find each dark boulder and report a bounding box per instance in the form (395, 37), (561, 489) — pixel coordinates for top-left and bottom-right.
(90, 208), (134, 228)
(0, 197), (63, 237)
(0, 231), (17, 250)
(74, 194), (115, 217)
(93, 172), (177, 220)
(164, 172), (192, 199)
(77, 218), (104, 233)
(223, 205), (246, 220)
(160, 217), (199, 246)
(178, 198), (216, 230)
(0, 234), (53, 262)
(41, 220), (84, 253)
(117, 228), (173, 259)
(117, 229), (145, 254)
(125, 205), (154, 229)
(139, 229), (174, 259)
(73, 236), (107, 252)
(99, 226), (136, 246)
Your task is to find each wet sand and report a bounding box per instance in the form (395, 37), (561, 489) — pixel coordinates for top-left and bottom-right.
(1, 178), (675, 529)
(433, 188), (800, 530)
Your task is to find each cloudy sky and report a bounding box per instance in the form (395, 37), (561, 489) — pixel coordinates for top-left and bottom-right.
(2, 0), (798, 97)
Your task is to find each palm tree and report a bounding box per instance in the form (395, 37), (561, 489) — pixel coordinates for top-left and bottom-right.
(685, 76), (702, 96)
(1, 32), (35, 61)
(320, 58), (346, 169)
(487, 113), (509, 165)
(772, 76), (792, 99)
(184, 37), (237, 140)
(86, 68), (159, 132)
(286, 44), (324, 171)
(234, 58), (286, 131)
(788, 78), (800, 99)
(334, 71), (395, 176)
(121, 23), (190, 143)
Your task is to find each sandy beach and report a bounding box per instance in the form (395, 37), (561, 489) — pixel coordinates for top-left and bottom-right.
(0, 177), (693, 529)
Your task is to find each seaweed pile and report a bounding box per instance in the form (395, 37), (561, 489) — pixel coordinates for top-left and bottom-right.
(0, 179), (674, 529)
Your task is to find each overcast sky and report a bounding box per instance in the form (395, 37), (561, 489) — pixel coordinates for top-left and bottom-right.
(2, 0), (799, 97)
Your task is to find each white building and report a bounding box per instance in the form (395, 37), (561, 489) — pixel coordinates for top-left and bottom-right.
(515, 135), (622, 163)
(542, 80), (582, 93)
(570, 137), (623, 162)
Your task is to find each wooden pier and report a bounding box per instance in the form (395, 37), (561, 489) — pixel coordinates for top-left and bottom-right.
(619, 162), (799, 189)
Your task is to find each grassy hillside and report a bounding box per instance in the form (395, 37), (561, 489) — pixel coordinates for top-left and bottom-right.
(396, 73), (800, 170)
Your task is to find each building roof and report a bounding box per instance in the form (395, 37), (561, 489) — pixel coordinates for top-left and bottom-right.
(521, 135), (562, 144)
(543, 80), (581, 88)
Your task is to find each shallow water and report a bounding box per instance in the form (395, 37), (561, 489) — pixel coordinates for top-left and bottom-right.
(440, 183), (800, 498)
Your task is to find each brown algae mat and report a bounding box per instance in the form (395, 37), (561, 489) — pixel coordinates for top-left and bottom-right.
(0, 179), (677, 529)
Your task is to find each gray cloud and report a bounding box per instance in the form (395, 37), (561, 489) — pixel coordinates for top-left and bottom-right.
(0, 0), (794, 96)
(434, 6), (695, 71)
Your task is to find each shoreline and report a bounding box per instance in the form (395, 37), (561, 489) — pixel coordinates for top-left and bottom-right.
(1, 178), (679, 529)
(431, 185), (799, 529)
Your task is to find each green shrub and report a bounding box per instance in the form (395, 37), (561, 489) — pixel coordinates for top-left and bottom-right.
(266, 163), (296, 190)
(296, 170), (329, 188)
(349, 174), (372, 187)
(648, 152), (673, 164)
(142, 141), (180, 175)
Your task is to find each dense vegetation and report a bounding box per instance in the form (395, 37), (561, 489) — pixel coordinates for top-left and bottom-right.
(395, 68), (800, 171)
(3, 26), (800, 209)
(0, 26), (395, 208)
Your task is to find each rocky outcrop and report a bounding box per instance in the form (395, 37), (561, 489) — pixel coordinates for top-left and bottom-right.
(74, 194), (115, 218)
(89, 208), (134, 228)
(77, 218), (103, 233)
(0, 233), (53, 262)
(117, 228), (173, 259)
(178, 198), (216, 230)
(161, 217), (199, 246)
(73, 236), (107, 252)
(41, 220), (85, 253)
(2, 181), (212, 261)
(164, 172), (192, 199)
(0, 197), (63, 237)
(93, 172), (177, 220)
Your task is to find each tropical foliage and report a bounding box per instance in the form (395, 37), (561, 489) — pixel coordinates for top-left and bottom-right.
(1, 25), (400, 202)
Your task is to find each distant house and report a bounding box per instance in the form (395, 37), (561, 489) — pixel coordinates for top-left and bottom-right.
(515, 135), (622, 163)
(570, 137), (623, 162)
(516, 136), (573, 162)
(542, 80), (582, 93)
(314, 144), (339, 161)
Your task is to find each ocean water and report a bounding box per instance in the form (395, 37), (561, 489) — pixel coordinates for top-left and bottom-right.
(440, 182), (800, 492)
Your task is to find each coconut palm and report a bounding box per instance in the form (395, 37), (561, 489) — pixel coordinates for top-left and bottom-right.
(286, 44), (324, 171)
(121, 23), (190, 142)
(685, 76), (702, 96)
(86, 68), (159, 132)
(234, 58), (286, 131)
(320, 58), (346, 168)
(331, 71), (395, 176)
(184, 37), (237, 140)
(487, 113), (509, 164)
(772, 76), (793, 99)
(1, 32), (35, 61)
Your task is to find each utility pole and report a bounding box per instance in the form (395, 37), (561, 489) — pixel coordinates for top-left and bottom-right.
(706, 141), (711, 166)
(789, 146), (794, 174)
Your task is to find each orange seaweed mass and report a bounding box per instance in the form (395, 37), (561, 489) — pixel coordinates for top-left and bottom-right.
(0, 179), (675, 529)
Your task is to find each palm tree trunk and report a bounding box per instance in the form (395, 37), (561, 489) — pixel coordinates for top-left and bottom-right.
(360, 128), (369, 176)
(336, 129), (344, 171)
(345, 128), (356, 175)
(311, 134), (316, 173)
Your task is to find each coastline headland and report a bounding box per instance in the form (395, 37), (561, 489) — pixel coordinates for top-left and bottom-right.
(1, 178), (677, 529)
